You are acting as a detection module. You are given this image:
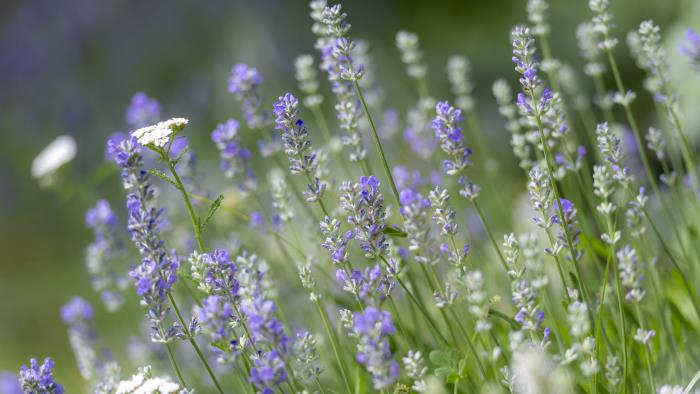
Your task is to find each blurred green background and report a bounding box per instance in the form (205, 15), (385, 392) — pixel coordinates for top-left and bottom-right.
(1, 0), (698, 390)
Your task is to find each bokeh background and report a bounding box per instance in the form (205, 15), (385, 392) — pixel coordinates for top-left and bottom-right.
(1, 0), (699, 390)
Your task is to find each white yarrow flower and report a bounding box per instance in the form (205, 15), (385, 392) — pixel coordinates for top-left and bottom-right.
(116, 366), (190, 394)
(132, 117), (188, 147)
(31, 135), (77, 185)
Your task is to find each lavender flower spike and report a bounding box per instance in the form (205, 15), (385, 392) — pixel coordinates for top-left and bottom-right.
(211, 118), (254, 184)
(273, 92), (327, 202)
(109, 136), (181, 342)
(228, 63), (269, 130)
(432, 101), (472, 176)
(61, 296), (102, 380)
(352, 307), (399, 389)
(85, 199), (126, 311)
(19, 358), (64, 394)
(339, 175), (388, 259)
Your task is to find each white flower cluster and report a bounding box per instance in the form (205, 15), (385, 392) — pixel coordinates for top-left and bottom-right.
(116, 366), (191, 394)
(132, 118), (188, 148)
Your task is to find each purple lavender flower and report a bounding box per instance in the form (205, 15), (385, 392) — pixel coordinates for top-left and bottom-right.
(198, 295), (240, 364)
(553, 198), (583, 262)
(109, 136), (180, 342)
(228, 64), (269, 130)
(60, 297), (106, 380)
(19, 358), (63, 394)
(320, 216), (353, 265)
(680, 29), (700, 70)
(250, 351), (288, 394)
(211, 118), (254, 186)
(126, 92), (162, 129)
(339, 176), (388, 259)
(336, 264), (394, 304)
(352, 307), (399, 389)
(432, 101), (472, 176)
(272, 92), (326, 202)
(85, 200), (125, 311)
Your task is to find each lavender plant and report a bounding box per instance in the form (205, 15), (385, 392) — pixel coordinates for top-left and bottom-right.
(22, 1), (700, 393)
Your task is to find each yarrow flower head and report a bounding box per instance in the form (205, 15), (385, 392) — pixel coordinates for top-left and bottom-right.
(432, 101), (472, 176)
(115, 366), (190, 394)
(126, 92), (161, 129)
(19, 358), (64, 394)
(131, 118), (188, 148)
(352, 307), (399, 389)
(272, 92), (326, 202)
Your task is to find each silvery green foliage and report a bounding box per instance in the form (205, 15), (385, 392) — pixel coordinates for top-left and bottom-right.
(645, 126), (666, 162)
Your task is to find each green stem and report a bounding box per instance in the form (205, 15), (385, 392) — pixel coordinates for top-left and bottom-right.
(315, 300), (353, 393)
(471, 199), (509, 271)
(351, 79), (401, 209)
(164, 340), (186, 387)
(168, 293), (225, 394)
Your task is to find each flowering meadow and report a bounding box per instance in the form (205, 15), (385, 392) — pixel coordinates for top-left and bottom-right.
(7, 0), (700, 393)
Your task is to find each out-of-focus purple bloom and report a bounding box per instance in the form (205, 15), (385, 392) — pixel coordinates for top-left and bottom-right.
(211, 118), (254, 186)
(0, 372), (21, 394)
(19, 358), (63, 394)
(249, 351), (288, 394)
(85, 200), (126, 311)
(228, 64), (269, 130)
(680, 29), (700, 70)
(60, 297), (109, 380)
(250, 211), (265, 229)
(198, 295), (241, 365)
(352, 307), (399, 389)
(126, 92), (161, 129)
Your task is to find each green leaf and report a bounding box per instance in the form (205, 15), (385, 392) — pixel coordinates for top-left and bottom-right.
(148, 169), (178, 188)
(429, 350), (449, 366)
(446, 371), (460, 384)
(382, 226), (407, 238)
(434, 366), (452, 378)
(200, 194), (224, 231)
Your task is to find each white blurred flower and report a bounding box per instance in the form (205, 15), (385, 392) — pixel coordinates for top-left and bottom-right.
(512, 346), (573, 394)
(31, 135), (76, 186)
(132, 117), (188, 148)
